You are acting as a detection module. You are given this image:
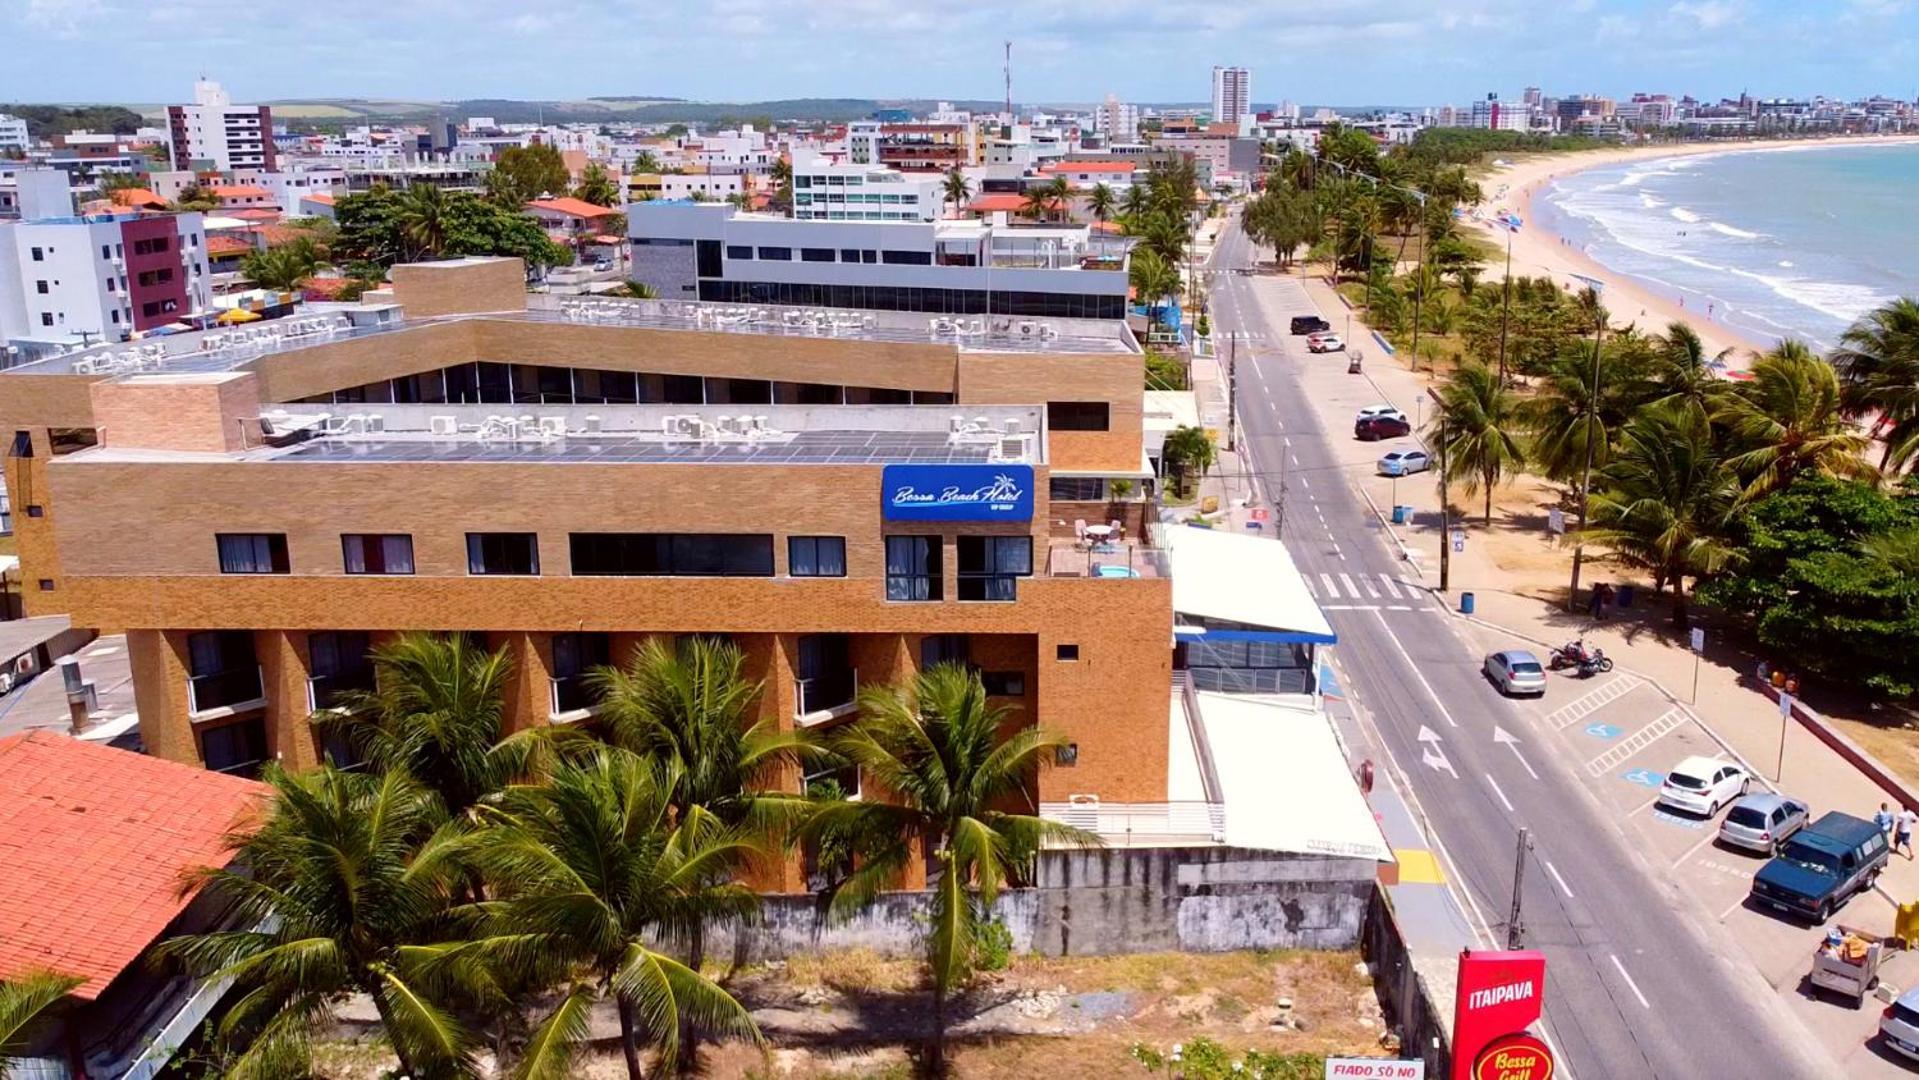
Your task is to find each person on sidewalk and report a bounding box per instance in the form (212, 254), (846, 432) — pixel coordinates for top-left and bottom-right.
(1898, 807), (1919, 860)
(1589, 582), (1607, 620)
(1876, 802), (1896, 838)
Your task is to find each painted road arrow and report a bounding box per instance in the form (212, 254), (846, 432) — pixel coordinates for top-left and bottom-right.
(1418, 725), (1458, 779)
(1493, 725), (1540, 780)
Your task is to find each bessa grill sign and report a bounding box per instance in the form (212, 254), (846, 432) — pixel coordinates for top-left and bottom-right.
(1472, 1033), (1553, 1080)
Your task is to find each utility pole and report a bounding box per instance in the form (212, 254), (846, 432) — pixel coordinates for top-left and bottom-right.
(1438, 408), (1451, 592)
(1407, 191), (1429, 372)
(1507, 828), (1533, 950)
(1003, 41), (1012, 124)
(1496, 219), (1516, 383)
(1227, 332), (1238, 452)
(1566, 276), (1607, 611)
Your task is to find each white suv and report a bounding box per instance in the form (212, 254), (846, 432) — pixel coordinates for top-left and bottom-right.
(1657, 756), (1749, 817)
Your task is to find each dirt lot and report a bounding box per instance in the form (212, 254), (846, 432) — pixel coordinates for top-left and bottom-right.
(314, 948), (1396, 1079)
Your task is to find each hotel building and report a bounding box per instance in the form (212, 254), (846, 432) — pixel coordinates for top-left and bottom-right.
(165, 79), (276, 173)
(0, 257), (1200, 888)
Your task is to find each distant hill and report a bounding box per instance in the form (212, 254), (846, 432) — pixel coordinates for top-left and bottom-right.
(228, 96), (1005, 127)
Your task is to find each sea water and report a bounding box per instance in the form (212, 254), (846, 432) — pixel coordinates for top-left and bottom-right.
(1532, 142), (1919, 350)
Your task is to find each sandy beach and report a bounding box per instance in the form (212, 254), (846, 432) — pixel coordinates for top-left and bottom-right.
(1466, 134), (1919, 367)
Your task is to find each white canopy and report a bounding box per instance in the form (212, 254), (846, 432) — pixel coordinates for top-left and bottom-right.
(1196, 691), (1392, 862)
(1162, 525), (1335, 642)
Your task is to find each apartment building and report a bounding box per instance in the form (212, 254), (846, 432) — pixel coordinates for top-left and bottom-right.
(627, 201), (1129, 319)
(0, 114), (28, 154)
(0, 211), (209, 350)
(0, 257), (1185, 888)
(790, 160), (943, 222)
(626, 172), (747, 203)
(876, 123), (972, 173)
(165, 79), (276, 172)
(1211, 66), (1252, 126)
(1095, 95), (1140, 144)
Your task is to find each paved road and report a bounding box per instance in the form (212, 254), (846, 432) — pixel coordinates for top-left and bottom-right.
(1207, 218), (1835, 1080)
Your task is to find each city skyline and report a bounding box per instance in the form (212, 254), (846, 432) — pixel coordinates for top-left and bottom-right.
(8, 0), (1919, 107)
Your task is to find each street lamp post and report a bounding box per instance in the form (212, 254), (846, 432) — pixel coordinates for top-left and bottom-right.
(1496, 216), (1518, 383)
(1566, 274), (1608, 611)
(1407, 191), (1429, 372)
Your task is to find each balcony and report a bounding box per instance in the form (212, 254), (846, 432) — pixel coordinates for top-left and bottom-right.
(1039, 799), (1226, 847)
(795, 669), (858, 725)
(187, 666), (265, 717)
(306, 669), (375, 713)
(1046, 541), (1167, 580)
(549, 675), (603, 720)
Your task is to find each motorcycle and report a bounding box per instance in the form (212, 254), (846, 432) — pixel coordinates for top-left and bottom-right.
(1548, 642), (1614, 676)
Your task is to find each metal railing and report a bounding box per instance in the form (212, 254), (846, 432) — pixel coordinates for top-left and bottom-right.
(187, 665), (265, 715)
(795, 669), (858, 720)
(1046, 541), (1169, 579)
(306, 670), (374, 712)
(1188, 666), (1315, 695)
(1039, 799), (1226, 846)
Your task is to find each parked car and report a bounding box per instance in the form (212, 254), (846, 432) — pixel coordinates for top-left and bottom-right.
(1290, 315), (1331, 335)
(1356, 415), (1413, 441)
(1656, 756), (1749, 817)
(1355, 404), (1407, 425)
(1308, 333), (1346, 353)
(1717, 793), (1810, 854)
(1377, 449), (1431, 476)
(1749, 810), (1890, 922)
(1483, 650), (1547, 696)
(1881, 986), (1919, 1063)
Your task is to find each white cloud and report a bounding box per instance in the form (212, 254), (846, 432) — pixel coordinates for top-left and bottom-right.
(1670, 0), (1743, 30)
(23, 0), (104, 33)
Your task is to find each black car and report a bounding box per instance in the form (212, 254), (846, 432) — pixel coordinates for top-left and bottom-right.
(1355, 415), (1413, 441)
(1290, 316), (1331, 335)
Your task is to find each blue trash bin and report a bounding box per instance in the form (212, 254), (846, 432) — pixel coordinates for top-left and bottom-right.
(1391, 505), (1409, 525)
(1460, 591), (1476, 615)
(1616, 584), (1635, 608)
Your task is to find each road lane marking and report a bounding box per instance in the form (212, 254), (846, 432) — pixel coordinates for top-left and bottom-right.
(1299, 476), (1310, 489)
(1303, 577), (1316, 597)
(1609, 954), (1651, 1009)
(1379, 574), (1403, 599)
(1545, 860), (1575, 899)
(1339, 572), (1359, 597)
(1586, 707), (1687, 777)
(1484, 773), (1516, 813)
(1369, 608), (1458, 727)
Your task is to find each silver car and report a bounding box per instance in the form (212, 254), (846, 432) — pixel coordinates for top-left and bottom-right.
(1884, 987), (1919, 1062)
(1484, 650), (1547, 696)
(1717, 793), (1809, 854)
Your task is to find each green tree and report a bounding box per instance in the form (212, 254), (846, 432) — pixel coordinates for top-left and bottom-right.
(1086, 182), (1117, 224)
(1583, 409), (1741, 626)
(464, 751), (764, 1079)
(489, 143), (572, 206)
(1128, 248), (1180, 328)
(1, 971), (83, 1078)
(942, 168), (972, 217)
(573, 162), (620, 208)
(1832, 297), (1919, 469)
(1715, 340), (1875, 500)
(1651, 321), (1732, 424)
(805, 664), (1093, 1073)
(239, 237), (322, 291)
(1144, 350), (1188, 390)
(171, 183), (220, 212)
(1161, 424), (1217, 497)
(158, 767), (480, 1079)
(398, 183), (454, 260)
(1434, 361), (1528, 522)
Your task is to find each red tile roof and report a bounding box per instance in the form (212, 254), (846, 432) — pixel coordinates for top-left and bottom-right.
(110, 188), (168, 209)
(230, 208), (280, 221)
(0, 733), (267, 999)
(206, 235), (254, 256)
(304, 192), (335, 205)
(210, 185), (272, 199)
(526, 197), (618, 220)
(967, 193), (1028, 213)
(1043, 161), (1137, 174)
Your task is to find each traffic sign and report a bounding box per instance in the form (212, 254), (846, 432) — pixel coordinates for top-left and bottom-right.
(1327, 1059), (1424, 1079)
(1690, 627), (1705, 653)
(1451, 529), (1467, 552)
(1250, 507), (1270, 522)
(1779, 692), (1794, 718)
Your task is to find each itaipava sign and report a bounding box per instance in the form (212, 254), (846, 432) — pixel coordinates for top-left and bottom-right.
(1451, 950), (1546, 1080)
(881, 464), (1033, 522)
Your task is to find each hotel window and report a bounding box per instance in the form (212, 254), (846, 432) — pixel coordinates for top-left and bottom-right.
(551, 632), (610, 714)
(187, 631), (264, 715)
(957, 535), (1032, 601)
(840, 248), (863, 262)
(309, 630), (375, 714)
(789, 536), (847, 577)
(885, 535), (941, 601)
(30, 247), (42, 261)
(216, 533), (289, 574)
(34, 281), (47, 294)
(341, 533), (414, 575)
(801, 247), (835, 262)
(921, 633), (969, 669)
(1048, 401), (1111, 432)
(981, 670), (1026, 696)
(727, 245), (754, 260)
(569, 533), (774, 577)
(1049, 477), (1106, 501)
(757, 246), (792, 261)
(797, 633), (855, 714)
(466, 532), (540, 576)
(881, 250), (932, 265)
(199, 717), (269, 777)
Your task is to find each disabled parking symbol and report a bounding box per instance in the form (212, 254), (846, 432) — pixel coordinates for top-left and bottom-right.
(1622, 768), (1664, 788)
(1585, 722), (1623, 740)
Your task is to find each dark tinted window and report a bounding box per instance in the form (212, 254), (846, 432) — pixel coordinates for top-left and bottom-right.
(1048, 401), (1111, 432)
(467, 532), (540, 575)
(200, 718), (268, 777)
(885, 535), (941, 601)
(840, 248), (863, 262)
(921, 633), (969, 668)
(1726, 806), (1768, 829)
(695, 239), (722, 277)
(1050, 477), (1105, 500)
(342, 534), (414, 574)
(757, 246), (792, 261)
(981, 670), (1025, 696)
(569, 533), (773, 576)
(789, 536), (847, 577)
(801, 248), (836, 262)
(217, 533), (288, 574)
(726, 245), (754, 260)
(957, 535), (1032, 601)
(881, 249), (932, 265)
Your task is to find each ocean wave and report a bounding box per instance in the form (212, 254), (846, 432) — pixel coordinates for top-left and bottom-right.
(1669, 207), (1702, 224)
(1778, 260), (1795, 268)
(1638, 192), (1666, 210)
(1709, 222), (1763, 240)
(1617, 168), (1678, 188)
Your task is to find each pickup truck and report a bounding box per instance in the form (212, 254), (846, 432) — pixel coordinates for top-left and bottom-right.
(1749, 811), (1889, 923)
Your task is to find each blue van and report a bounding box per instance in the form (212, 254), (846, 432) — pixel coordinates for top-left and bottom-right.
(1749, 811), (1889, 922)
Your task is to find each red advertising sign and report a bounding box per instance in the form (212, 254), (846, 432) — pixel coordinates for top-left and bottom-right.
(1451, 950), (1547, 1080)
(1471, 1033), (1554, 1080)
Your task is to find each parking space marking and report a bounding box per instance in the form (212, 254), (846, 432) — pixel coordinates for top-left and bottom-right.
(1545, 860), (1575, 899)
(1586, 707), (1687, 777)
(1609, 954), (1652, 1010)
(1544, 674), (1643, 730)
(1584, 722), (1623, 740)
(1672, 829), (1723, 870)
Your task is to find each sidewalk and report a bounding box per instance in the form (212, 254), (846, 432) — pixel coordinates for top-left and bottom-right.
(1288, 269), (1919, 914)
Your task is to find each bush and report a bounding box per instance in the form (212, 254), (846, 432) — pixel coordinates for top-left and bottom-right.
(974, 918), (1014, 972)
(1131, 1037), (1324, 1079)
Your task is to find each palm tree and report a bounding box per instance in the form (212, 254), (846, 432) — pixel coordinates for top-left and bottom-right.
(1832, 297), (1919, 469)
(1119, 183), (1151, 226)
(1, 971), (82, 1078)
(321, 632), (518, 819)
(1583, 410), (1741, 627)
(1521, 347), (1651, 485)
(1715, 340), (1875, 500)
(397, 183), (453, 261)
(1083, 182), (1115, 226)
(805, 664), (1093, 1073)
(240, 238), (321, 291)
(465, 751), (764, 1079)
(941, 168), (972, 218)
(1129, 247), (1180, 330)
(1018, 184), (1053, 223)
(158, 767), (479, 1079)
(1652, 321), (1732, 423)
(1434, 361), (1528, 523)
(1160, 423), (1217, 497)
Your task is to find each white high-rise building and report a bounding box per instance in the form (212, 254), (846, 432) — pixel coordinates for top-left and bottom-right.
(0, 114), (29, 154)
(1211, 66), (1251, 125)
(164, 79), (275, 173)
(1095, 95), (1139, 143)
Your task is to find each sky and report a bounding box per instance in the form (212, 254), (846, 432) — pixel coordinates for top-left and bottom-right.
(4, 0), (1917, 107)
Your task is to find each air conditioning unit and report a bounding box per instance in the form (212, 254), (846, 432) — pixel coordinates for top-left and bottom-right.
(429, 415), (457, 436)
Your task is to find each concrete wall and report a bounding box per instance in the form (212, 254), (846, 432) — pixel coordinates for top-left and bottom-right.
(707, 846), (1375, 961)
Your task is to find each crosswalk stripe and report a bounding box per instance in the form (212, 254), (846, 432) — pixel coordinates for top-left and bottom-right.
(1379, 575), (1403, 599)
(1361, 577), (1380, 598)
(1339, 572), (1360, 598)
(1321, 572), (1339, 598)
(1304, 577), (1317, 597)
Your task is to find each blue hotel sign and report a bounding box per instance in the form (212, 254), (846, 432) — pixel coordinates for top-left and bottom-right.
(882, 464), (1034, 522)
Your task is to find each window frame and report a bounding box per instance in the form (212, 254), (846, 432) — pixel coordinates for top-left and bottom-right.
(341, 533), (415, 575)
(216, 532), (289, 575)
(569, 532), (775, 577)
(885, 534), (942, 602)
(1047, 401), (1112, 432)
(788, 535), (848, 578)
(957, 535), (1032, 602)
(465, 532), (541, 576)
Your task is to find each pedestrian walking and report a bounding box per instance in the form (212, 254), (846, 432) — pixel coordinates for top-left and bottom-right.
(1899, 807), (1918, 860)
(1876, 802), (1895, 837)
(1589, 582), (1606, 620)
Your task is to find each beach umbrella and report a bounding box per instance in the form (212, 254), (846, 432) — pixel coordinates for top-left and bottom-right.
(216, 308), (262, 325)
